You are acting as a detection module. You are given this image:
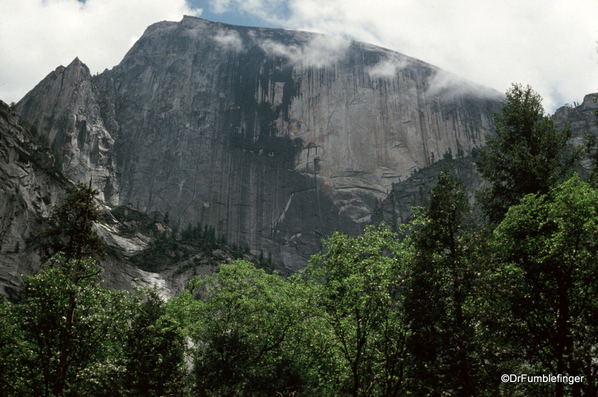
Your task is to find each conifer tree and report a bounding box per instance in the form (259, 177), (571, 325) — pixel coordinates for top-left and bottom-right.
(39, 180), (105, 262)
(405, 170), (479, 396)
(476, 84), (577, 224)
(37, 180), (108, 396)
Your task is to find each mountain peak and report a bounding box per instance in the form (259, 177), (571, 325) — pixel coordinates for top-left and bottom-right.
(16, 17), (503, 273)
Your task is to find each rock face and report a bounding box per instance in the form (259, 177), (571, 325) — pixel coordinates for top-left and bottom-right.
(372, 156), (485, 231)
(552, 93), (598, 144)
(0, 99), (199, 299)
(0, 100), (67, 298)
(375, 93), (598, 231)
(16, 58), (116, 196)
(16, 16), (504, 270)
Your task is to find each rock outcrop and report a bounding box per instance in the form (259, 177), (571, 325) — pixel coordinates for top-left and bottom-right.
(372, 156), (485, 230)
(552, 93), (598, 144)
(16, 16), (504, 270)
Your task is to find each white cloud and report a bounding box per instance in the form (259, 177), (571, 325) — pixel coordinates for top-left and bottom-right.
(367, 55), (411, 79)
(212, 29), (244, 52)
(258, 34), (350, 68)
(202, 0), (598, 112)
(426, 69), (503, 101)
(0, 0), (201, 103)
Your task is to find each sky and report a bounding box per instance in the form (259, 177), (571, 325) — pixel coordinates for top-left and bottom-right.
(1, 0), (597, 113)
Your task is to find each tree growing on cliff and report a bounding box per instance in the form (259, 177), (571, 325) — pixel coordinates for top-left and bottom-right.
(38, 180), (105, 262)
(476, 84), (578, 225)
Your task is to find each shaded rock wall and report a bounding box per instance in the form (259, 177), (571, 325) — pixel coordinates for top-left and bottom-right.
(0, 99), (203, 298)
(372, 156), (485, 230)
(552, 93), (598, 144)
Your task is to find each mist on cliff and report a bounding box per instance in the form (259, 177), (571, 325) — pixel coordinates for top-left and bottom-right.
(212, 29), (244, 52)
(258, 34), (351, 68)
(426, 69), (505, 101)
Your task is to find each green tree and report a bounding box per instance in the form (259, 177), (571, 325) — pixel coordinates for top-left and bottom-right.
(0, 297), (29, 396)
(123, 287), (190, 396)
(16, 254), (129, 397)
(34, 179), (112, 396)
(305, 224), (410, 397)
(39, 180), (105, 262)
(582, 96), (598, 185)
(492, 174), (598, 397)
(404, 170), (481, 397)
(476, 84), (578, 225)
(182, 260), (315, 396)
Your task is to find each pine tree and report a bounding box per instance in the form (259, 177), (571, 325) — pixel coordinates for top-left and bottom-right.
(39, 180), (105, 262)
(476, 84), (578, 224)
(37, 180), (108, 396)
(405, 170), (478, 396)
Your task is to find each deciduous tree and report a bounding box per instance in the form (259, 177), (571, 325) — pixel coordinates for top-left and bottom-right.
(185, 260), (315, 396)
(306, 224), (410, 397)
(123, 287), (190, 396)
(17, 255), (128, 397)
(493, 174), (598, 397)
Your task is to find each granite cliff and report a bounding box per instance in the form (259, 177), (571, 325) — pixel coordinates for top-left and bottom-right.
(1, 98), (269, 299)
(374, 93), (598, 230)
(0, 100), (66, 298)
(16, 16), (504, 271)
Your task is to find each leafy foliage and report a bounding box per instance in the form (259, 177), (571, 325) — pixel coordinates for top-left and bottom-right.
(181, 260), (316, 396)
(305, 224), (410, 396)
(492, 174), (598, 397)
(123, 288), (190, 396)
(4, 255), (129, 396)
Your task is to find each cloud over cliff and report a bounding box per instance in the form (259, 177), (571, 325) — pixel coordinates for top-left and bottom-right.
(213, 29), (244, 52)
(367, 55), (412, 79)
(200, 0), (598, 112)
(425, 69), (504, 101)
(258, 35), (350, 68)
